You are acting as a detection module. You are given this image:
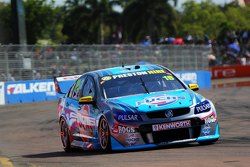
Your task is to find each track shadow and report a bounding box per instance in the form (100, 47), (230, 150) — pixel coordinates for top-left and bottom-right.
(22, 142), (212, 159)
(23, 149), (103, 158)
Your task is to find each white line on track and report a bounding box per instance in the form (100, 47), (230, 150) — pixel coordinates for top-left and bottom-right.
(0, 156), (14, 167)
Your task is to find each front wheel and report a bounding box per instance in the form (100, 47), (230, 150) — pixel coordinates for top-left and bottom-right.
(60, 119), (72, 152)
(98, 117), (111, 152)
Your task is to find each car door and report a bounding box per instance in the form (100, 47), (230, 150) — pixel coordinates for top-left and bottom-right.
(64, 76), (87, 137)
(76, 76), (100, 140)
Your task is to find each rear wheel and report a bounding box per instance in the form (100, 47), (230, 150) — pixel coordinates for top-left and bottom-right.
(60, 119), (72, 152)
(98, 117), (111, 152)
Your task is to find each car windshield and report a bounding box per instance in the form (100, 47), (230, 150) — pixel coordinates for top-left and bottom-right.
(100, 70), (185, 98)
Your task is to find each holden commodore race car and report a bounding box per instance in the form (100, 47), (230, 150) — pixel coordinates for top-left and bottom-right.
(54, 64), (220, 152)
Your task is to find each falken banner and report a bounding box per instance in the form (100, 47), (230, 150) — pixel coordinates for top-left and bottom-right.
(5, 79), (57, 104)
(3, 70), (211, 105)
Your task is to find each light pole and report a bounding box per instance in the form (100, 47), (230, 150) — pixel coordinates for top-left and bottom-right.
(11, 0), (27, 45)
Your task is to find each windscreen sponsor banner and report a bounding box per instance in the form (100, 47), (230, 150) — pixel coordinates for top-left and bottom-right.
(5, 79), (57, 104)
(175, 70), (211, 89)
(0, 82), (5, 105)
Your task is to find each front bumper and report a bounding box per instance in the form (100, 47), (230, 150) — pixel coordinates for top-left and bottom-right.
(111, 118), (220, 150)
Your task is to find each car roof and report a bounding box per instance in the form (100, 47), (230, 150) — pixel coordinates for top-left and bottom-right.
(92, 64), (164, 77)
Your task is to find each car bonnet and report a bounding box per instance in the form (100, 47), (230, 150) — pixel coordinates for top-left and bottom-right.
(108, 89), (200, 113)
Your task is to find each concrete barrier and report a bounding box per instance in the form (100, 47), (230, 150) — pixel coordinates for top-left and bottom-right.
(2, 70), (211, 105)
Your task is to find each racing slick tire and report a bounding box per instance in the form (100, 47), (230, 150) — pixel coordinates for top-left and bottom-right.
(198, 138), (219, 145)
(60, 118), (72, 152)
(98, 117), (111, 152)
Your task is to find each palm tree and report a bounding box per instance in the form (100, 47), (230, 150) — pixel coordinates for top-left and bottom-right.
(62, 0), (121, 44)
(122, 0), (177, 43)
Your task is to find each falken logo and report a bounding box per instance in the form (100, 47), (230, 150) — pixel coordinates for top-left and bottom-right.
(136, 95), (184, 107)
(7, 82), (55, 94)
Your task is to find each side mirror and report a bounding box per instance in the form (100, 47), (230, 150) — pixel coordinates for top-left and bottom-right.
(79, 96), (94, 104)
(188, 83), (199, 91)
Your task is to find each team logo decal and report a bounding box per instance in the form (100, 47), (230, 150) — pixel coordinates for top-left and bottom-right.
(202, 124), (211, 136)
(136, 95), (183, 107)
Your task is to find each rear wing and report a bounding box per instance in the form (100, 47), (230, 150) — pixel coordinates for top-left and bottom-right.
(54, 75), (81, 94)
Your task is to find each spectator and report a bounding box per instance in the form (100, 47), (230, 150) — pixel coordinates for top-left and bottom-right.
(208, 54), (217, 66)
(185, 34), (193, 44)
(173, 37), (184, 45)
(167, 37), (175, 44)
(60, 65), (69, 76)
(0, 73), (6, 81)
(141, 36), (152, 46)
(7, 73), (15, 81)
(33, 70), (41, 80)
(51, 64), (59, 78)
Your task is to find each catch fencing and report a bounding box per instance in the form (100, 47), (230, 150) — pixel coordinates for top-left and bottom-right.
(0, 45), (211, 81)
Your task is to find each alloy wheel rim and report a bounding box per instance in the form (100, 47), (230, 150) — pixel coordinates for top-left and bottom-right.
(61, 121), (68, 147)
(99, 118), (109, 149)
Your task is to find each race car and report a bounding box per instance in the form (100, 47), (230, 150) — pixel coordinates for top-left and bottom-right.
(54, 64), (220, 152)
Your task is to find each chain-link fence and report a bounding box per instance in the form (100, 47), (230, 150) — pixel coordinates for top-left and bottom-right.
(0, 45), (211, 81)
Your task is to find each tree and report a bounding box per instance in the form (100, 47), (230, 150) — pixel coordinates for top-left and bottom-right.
(224, 5), (250, 31)
(179, 0), (226, 39)
(24, 0), (59, 44)
(0, 2), (13, 44)
(62, 0), (121, 44)
(122, 0), (177, 43)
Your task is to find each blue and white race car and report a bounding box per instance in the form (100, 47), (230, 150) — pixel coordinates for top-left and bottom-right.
(55, 64), (220, 152)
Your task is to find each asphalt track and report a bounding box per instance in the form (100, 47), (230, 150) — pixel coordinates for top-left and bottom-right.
(0, 84), (250, 167)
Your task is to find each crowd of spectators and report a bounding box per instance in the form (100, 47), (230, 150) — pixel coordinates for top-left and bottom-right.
(0, 30), (249, 81)
(139, 30), (250, 66)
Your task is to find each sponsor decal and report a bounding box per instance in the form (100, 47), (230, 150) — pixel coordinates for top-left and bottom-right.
(101, 69), (166, 81)
(202, 124), (211, 136)
(147, 70), (165, 74)
(195, 100), (211, 114)
(7, 82), (55, 95)
(79, 123), (94, 131)
(213, 68), (236, 79)
(80, 105), (90, 116)
(69, 112), (95, 126)
(118, 126), (135, 134)
(56, 75), (81, 82)
(71, 140), (94, 150)
(152, 120), (191, 132)
(126, 133), (140, 145)
(112, 71), (148, 79)
(202, 112), (217, 124)
(112, 124), (136, 134)
(136, 94), (183, 107)
(117, 114), (139, 121)
(212, 65), (250, 79)
(163, 75), (175, 81)
(101, 76), (112, 81)
(0, 82), (5, 105)
(175, 72), (197, 84)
